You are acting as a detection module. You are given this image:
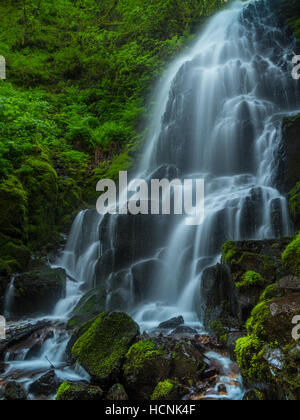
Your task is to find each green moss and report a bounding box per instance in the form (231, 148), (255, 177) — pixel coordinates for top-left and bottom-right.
(151, 380), (174, 401)
(56, 381), (103, 401)
(235, 335), (267, 383)
(124, 339), (164, 373)
(236, 271), (268, 290)
(282, 233), (300, 277)
(67, 287), (106, 329)
(289, 182), (300, 230)
(72, 311), (139, 386)
(222, 241), (237, 263)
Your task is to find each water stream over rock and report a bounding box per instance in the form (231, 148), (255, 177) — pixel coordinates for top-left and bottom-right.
(1, 0), (299, 400)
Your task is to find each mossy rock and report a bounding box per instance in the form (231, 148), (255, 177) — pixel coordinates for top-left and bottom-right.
(123, 339), (171, 400)
(106, 383), (128, 401)
(72, 311), (139, 387)
(289, 182), (300, 231)
(282, 233), (300, 277)
(235, 282), (300, 399)
(151, 379), (186, 400)
(56, 381), (103, 401)
(12, 267), (66, 316)
(67, 287), (107, 329)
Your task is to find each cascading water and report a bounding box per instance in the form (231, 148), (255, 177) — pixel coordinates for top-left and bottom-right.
(92, 0), (298, 331)
(1, 0), (299, 400)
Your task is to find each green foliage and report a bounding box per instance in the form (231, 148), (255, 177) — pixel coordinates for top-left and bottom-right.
(0, 0), (225, 268)
(236, 271), (268, 290)
(282, 233), (300, 277)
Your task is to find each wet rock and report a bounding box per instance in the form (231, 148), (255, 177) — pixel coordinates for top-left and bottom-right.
(4, 381), (27, 400)
(106, 288), (129, 312)
(276, 114), (300, 196)
(222, 238), (291, 323)
(200, 264), (238, 330)
(217, 384), (227, 394)
(67, 287), (106, 329)
(72, 312), (139, 387)
(151, 379), (187, 400)
(29, 370), (63, 396)
(226, 331), (247, 360)
(170, 326), (197, 336)
(158, 316), (184, 330)
(12, 267), (66, 317)
(123, 336), (206, 400)
(56, 381), (103, 401)
(106, 384), (129, 401)
(235, 289), (300, 400)
(123, 339), (171, 400)
(0, 321), (50, 361)
(243, 389), (266, 400)
(132, 259), (165, 302)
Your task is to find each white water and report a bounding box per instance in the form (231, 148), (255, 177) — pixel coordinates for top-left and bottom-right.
(4, 276), (15, 318)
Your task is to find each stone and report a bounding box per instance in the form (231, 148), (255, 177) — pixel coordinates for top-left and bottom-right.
(67, 287), (106, 329)
(106, 384), (129, 401)
(72, 312), (139, 387)
(4, 381), (27, 400)
(158, 316), (184, 329)
(56, 381), (103, 401)
(29, 370), (63, 396)
(12, 267), (66, 316)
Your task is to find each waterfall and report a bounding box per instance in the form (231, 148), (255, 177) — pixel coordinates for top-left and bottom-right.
(53, 0), (300, 332)
(4, 276), (15, 318)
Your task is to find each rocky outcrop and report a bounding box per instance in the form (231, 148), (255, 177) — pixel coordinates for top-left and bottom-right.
(29, 370), (63, 397)
(276, 115), (300, 196)
(11, 267), (66, 316)
(67, 287), (106, 329)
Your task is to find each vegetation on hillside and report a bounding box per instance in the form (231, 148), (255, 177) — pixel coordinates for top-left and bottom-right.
(0, 0), (226, 275)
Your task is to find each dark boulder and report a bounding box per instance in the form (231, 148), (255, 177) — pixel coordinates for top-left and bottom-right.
(200, 264), (238, 330)
(67, 287), (106, 329)
(158, 316), (184, 330)
(106, 384), (128, 401)
(11, 267), (66, 316)
(29, 370), (63, 396)
(4, 381), (27, 400)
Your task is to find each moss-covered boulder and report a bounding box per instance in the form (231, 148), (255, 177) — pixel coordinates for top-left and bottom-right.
(289, 182), (300, 231)
(72, 311), (139, 387)
(235, 279), (300, 400)
(123, 337), (205, 400)
(282, 233), (300, 277)
(67, 287), (106, 329)
(221, 238), (291, 323)
(56, 381), (103, 401)
(11, 267), (66, 316)
(106, 383), (128, 401)
(123, 339), (171, 400)
(151, 379), (186, 400)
